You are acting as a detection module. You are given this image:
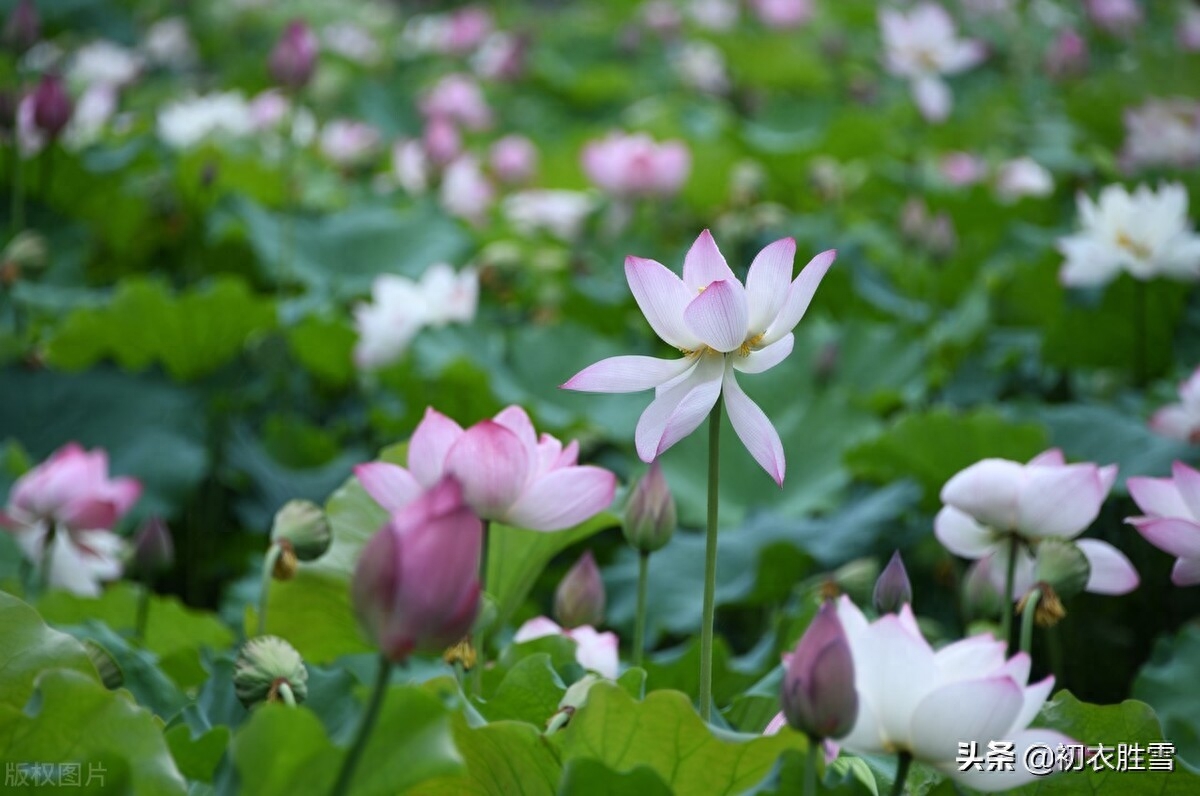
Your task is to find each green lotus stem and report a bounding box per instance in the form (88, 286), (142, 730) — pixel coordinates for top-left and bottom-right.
(278, 681), (297, 708)
(1133, 279), (1147, 387)
(699, 401), (722, 722)
(329, 654), (392, 796)
(890, 752), (913, 796)
(37, 523), (57, 597)
(10, 146), (24, 234)
(1020, 587), (1041, 657)
(1000, 536), (1018, 655)
(805, 734), (820, 796)
(470, 521), (491, 699)
(634, 551), (650, 668)
(259, 542), (283, 636)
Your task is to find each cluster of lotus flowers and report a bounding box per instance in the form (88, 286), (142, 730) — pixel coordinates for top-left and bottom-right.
(8, 229), (1200, 793)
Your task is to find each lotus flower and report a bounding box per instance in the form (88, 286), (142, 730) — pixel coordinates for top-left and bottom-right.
(440, 155), (496, 226)
(513, 616), (618, 679)
(268, 20), (318, 89)
(581, 132), (691, 199)
(879, 3), (986, 123)
(994, 157), (1053, 203)
(1149, 366), (1200, 443)
(353, 263), (477, 370)
(934, 449), (1138, 597)
(318, 118), (381, 167)
(356, 405), (616, 532)
(0, 443), (141, 596)
(419, 73), (492, 131)
(489, 134), (537, 184)
(352, 477), (482, 662)
(1127, 461), (1200, 586)
(835, 597), (1071, 791)
(1120, 99), (1200, 173)
(563, 230), (835, 484)
(1058, 183), (1200, 287)
(1086, 0), (1142, 35)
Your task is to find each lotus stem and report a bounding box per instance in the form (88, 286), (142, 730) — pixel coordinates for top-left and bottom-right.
(699, 401), (722, 721)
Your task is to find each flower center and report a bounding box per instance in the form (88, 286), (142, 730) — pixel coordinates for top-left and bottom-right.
(737, 332), (765, 357)
(1115, 230), (1152, 260)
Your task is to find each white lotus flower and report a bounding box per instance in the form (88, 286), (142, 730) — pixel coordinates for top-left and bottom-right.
(879, 3), (985, 123)
(69, 40), (144, 87)
(1150, 366), (1200, 443)
(502, 190), (594, 242)
(157, 92), (253, 150)
(353, 264), (477, 370)
(836, 597), (1073, 792)
(1058, 183), (1200, 287)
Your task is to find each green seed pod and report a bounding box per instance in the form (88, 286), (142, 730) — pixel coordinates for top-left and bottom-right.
(270, 500), (332, 562)
(234, 635), (308, 708)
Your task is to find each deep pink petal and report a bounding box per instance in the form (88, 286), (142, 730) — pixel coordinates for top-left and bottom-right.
(762, 249), (835, 344)
(733, 333), (794, 375)
(625, 256), (701, 350)
(634, 354), (724, 462)
(562, 355), (695, 393)
(722, 365), (785, 485)
(504, 466), (616, 531)
(408, 407), (464, 488)
(681, 229), (736, 293)
(745, 237), (795, 333)
(445, 421), (531, 518)
(1076, 539), (1139, 595)
(355, 462), (423, 514)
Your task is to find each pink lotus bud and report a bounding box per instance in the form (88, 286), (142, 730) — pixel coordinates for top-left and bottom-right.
(351, 477), (483, 663)
(422, 116), (462, 166)
(781, 601), (858, 739)
(623, 461), (676, 553)
(749, 0), (813, 29)
(489, 135), (537, 184)
(31, 74), (72, 139)
(554, 550), (606, 628)
(5, 0), (39, 53)
(269, 20), (318, 90)
(1044, 28), (1088, 78)
(131, 515), (174, 576)
(873, 551), (912, 613)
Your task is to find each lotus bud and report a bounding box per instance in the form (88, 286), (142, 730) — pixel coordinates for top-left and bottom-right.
(31, 74), (72, 139)
(5, 0), (38, 54)
(873, 551), (912, 613)
(270, 499), (332, 562)
(962, 557), (1004, 620)
(623, 461), (676, 553)
(268, 20), (318, 90)
(131, 516), (174, 576)
(545, 673), (602, 734)
(553, 550), (605, 628)
(781, 601), (858, 740)
(1032, 538), (1090, 600)
(234, 635), (308, 708)
(351, 477), (482, 663)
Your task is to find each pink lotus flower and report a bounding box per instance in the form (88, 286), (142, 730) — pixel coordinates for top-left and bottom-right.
(1044, 28), (1088, 79)
(356, 406), (616, 532)
(352, 477), (482, 662)
(1149, 366), (1200, 443)
(1120, 99), (1200, 172)
(439, 155), (495, 226)
(835, 597), (1071, 792)
(489, 134), (537, 184)
(318, 119), (381, 167)
(392, 139), (431, 195)
(444, 7), (494, 56)
(749, 0), (813, 29)
(935, 449), (1138, 597)
(422, 116), (462, 166)
(581, 132), (691, 199)
(879, 3), (986, 123)
(0, 443), (141, 596)
(419, 73), (492, 131)
(1180, 7), (1200, 51)
(1128, 462), (1200, 586)
(513, 616), (619, 679)
(1086, 0), (1141, 35)
(938, 151), (987, 186)
(562, 230), (835, 484)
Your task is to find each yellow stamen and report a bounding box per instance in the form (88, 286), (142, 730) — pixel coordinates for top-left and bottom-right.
(737, 333), (766, 357)
(1115, 231), (1152, 260)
